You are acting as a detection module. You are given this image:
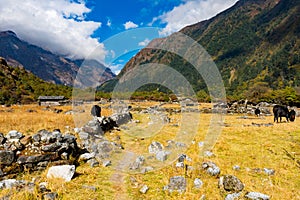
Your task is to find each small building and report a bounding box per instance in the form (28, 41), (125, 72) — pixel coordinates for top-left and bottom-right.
(38, 96), (67, 106)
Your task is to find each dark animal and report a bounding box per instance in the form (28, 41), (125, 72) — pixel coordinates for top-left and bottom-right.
(91, 105), (101, 117)
(289, 110), (296, 122)
(273, 105), (290, 122)
(254, 108), (261, 117)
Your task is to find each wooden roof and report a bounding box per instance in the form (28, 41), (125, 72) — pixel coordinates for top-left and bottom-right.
(38, 96), (65, 100)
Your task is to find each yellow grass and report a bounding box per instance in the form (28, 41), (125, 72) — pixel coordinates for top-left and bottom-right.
(0, 102), (299, 199)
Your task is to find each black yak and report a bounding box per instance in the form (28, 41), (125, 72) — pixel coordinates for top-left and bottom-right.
(273, 105), (294, 122)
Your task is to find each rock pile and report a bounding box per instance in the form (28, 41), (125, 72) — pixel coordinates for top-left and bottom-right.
(0, 129), (80, 177)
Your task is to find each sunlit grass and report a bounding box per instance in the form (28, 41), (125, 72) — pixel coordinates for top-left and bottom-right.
(0, 102), (299, 199)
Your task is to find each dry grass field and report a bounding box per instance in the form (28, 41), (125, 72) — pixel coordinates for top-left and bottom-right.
(0, 102), (299, 199)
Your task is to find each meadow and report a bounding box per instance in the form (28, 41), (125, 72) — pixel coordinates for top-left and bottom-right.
(0, 102), (299, 199)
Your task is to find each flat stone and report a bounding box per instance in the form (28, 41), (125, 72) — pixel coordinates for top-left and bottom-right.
(17, 154), (55, 164)
(47, 165), (75, 182)
(225, 192), (241, 200)
(245, 192), (270, 200)
(79, 152), (95, 161)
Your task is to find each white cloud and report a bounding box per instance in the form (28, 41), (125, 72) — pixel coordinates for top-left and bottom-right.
(108, 63), (123, 75)
(107, 19), (112, 27)
(0, 0), (106, 62)
(138, 38), (151, 47)
(124, 21), (139, 30)
(155, 0), (238, 36)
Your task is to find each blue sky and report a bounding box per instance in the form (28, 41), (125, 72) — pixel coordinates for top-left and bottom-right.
(0, 0), (238, 74)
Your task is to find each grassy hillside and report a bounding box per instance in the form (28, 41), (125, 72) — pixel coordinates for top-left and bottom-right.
(0, 57), (72, 105)
(101, 0), (300, 105)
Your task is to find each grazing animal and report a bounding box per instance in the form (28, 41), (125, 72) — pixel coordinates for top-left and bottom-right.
(289, 110), (296, 122)
(273, 105), (290, 122)
(254, 108), (261, 117)
(91, 105), (101, 117)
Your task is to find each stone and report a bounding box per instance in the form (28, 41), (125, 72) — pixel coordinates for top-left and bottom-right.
(0, 150), (15, 165)
(42, 142), (62, 152)
(178, 154), (192, 162)
(129, 156), (145, 170)
(6, 130), (23, 140)
(47, 165), (75, 182)
(17, 154), (55, 164)
(204, 151), (215, 157)
(43, 192), (58, 200)
(79, 152), (96, 161)
(78, 131), (89, 140)
(156, 150), (170, 161)
(245, 192), (270, 200)
(102, 160), (111, 167)
(87, 158), (99, 167)
(225, 192), (241, 200)
(140, 166), (153, 174)
(219, 175), (244, 192)
(0, 179), (25, 189)
(194, 178), (203, 189)
(233, 165), (241, 171)
(110, 112), (132, 126)
(176, 162), (184, 168)
(82, 185), (97, 191)
(148, 141), (163, 154)
(202, 161), (220, 176)
(139, 185), (149, 194)
(39, 182), (51, 193)
(164, 176), (186, 193)
(263, 168), (275, 175)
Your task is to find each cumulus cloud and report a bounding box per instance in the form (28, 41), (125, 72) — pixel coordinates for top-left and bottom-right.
(138, 38), (151, 47)
(0, 0), (106, 62)
(124, 21), (139, 30)
(155, 0), (238, 36)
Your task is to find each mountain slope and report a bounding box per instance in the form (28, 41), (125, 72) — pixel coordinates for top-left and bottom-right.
(109, 0), (300, 103)
(0, 31), (115, 86)
(0, 57), (72, 105)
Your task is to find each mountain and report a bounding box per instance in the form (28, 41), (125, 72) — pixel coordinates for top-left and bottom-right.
(0, 57), (72, 105)
(102, 0), (300, 104)
(0, 31), (115, 86)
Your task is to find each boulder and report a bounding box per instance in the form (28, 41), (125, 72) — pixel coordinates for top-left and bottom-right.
(219, 175), (244, 192)
(46, 165), (75, 182)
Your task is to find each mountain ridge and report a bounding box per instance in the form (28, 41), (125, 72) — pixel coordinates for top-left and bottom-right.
(0, 30), (115, 86)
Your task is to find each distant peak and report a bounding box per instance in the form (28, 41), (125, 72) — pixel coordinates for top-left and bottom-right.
(0, 30), (17, 37)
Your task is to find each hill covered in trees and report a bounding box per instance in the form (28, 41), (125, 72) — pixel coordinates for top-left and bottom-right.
(0, 57), (71, 105)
